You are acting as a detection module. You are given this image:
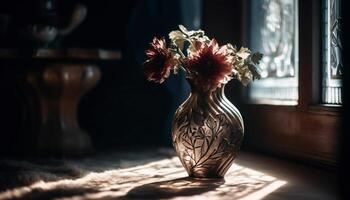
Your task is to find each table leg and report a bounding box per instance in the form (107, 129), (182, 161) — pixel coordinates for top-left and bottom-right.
(27, 64), (100, 156)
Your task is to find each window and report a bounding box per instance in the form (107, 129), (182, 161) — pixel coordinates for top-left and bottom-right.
(322, 0), (342, 104)
(248, 0), (299, 105)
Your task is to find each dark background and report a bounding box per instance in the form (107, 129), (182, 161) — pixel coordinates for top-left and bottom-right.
(0, 0), (205, 153)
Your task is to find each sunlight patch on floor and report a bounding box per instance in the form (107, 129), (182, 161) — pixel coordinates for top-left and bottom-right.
(0, 157), (286, 200)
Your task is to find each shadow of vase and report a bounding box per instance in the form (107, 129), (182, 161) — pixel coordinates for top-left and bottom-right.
(121, 177), (225, 199)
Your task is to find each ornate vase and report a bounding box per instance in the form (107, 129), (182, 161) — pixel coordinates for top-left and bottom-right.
(172, 82), (244, 178)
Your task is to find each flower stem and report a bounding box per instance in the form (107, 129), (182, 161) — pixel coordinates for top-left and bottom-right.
(174, 46), (188, 73)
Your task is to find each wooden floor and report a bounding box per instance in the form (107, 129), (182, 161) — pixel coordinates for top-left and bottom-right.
(0, 149), (337, 200)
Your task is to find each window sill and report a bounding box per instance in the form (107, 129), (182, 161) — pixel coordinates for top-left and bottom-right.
(307, 104), (342, 116)
(245, 99), (298, 106)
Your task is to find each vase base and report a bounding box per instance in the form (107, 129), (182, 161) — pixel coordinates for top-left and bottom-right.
(189, 175), (225, 180)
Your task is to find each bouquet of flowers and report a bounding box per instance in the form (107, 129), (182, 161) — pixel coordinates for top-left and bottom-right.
(143, 25), (262, 91)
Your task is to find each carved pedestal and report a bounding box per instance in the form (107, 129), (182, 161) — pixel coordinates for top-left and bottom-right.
(28, 64), (100, 156)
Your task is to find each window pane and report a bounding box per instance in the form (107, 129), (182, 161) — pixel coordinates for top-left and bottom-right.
(322, 0), (342, 104)
(248, 0), (299, 105)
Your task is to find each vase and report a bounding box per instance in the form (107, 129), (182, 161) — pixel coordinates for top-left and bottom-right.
(172, 82), (244, 178)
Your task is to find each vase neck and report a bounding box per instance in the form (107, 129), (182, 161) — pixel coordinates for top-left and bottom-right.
(186, 78), (226, 101)
(190, 88), (212, 97)
(190, 86), (224, 97)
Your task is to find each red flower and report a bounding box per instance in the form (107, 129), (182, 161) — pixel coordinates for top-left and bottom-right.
(185, 39), (233, 91)
(143, 37), (175, 83)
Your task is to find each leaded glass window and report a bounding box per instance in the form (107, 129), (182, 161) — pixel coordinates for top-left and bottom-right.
(248, 0), (299, 105)
(322, 0), (342, 104)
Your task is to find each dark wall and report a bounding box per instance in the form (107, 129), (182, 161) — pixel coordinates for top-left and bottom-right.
(202, 0), (244, 105)
(339, 0), (349, 199)
(77, 0), (197, 150)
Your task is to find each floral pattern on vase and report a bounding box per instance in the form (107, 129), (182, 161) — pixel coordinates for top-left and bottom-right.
(172, 84), (244, 178)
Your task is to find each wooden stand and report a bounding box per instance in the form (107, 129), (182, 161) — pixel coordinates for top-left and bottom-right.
(0, 48), (121, 156)
(27, 64), (100, 156)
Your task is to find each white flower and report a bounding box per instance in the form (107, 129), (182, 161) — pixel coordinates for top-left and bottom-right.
(169, 30), (186, 51)
(236, 47), (251, 60)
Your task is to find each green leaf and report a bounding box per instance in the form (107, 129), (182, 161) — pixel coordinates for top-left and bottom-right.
(251, 52), (263, 64)
(179, 24), (189, 35)
(246, 62), (261, 80)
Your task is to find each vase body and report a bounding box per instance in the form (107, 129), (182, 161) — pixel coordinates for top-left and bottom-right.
(172, 84), (244, 178)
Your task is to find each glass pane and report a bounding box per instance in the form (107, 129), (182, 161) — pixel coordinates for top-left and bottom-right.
(248, 0), (299, 105)
(322, 0), (342, 104)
